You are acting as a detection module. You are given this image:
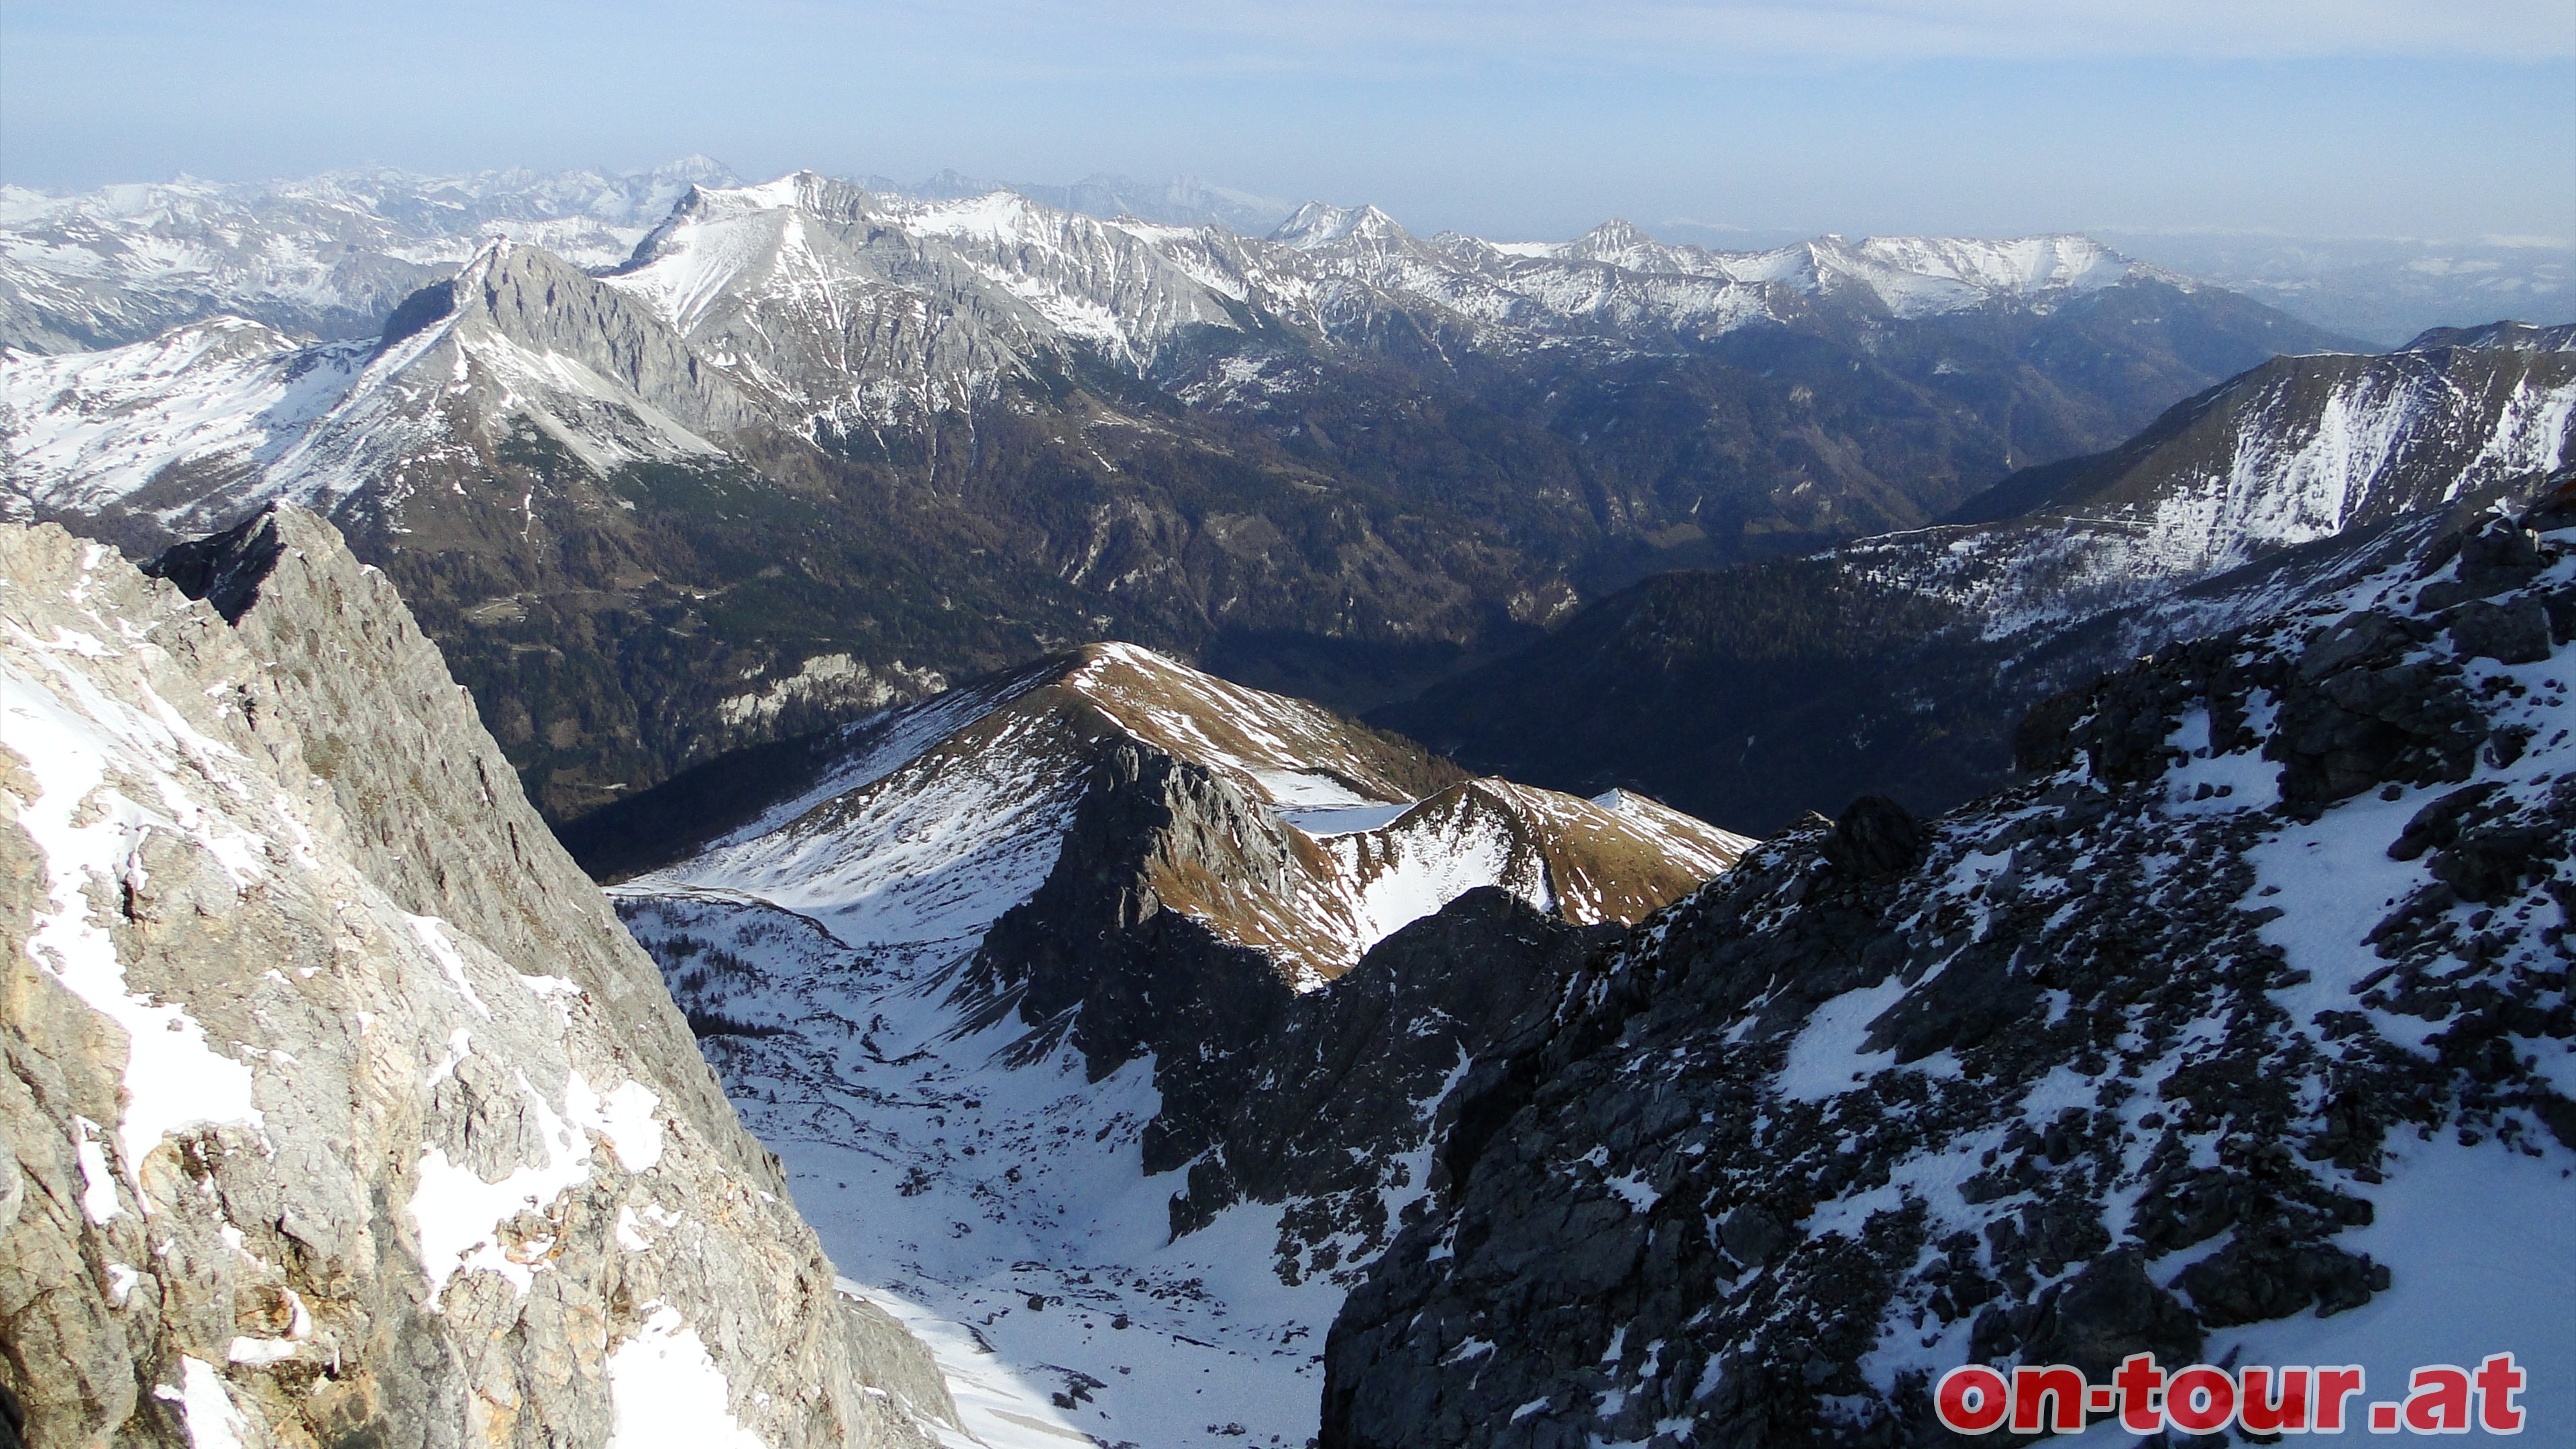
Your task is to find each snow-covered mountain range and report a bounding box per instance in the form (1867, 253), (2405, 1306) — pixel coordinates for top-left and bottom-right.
(0, 157), (740, 353)
(2, 168), (2240, 511)
(865, 168), (1295, 237)
(10, 156), (2548, 358)
(12, 162), (2575, 1449)
(1, 160), (2202, 376)
(1, 165), (2338, 532)
(1, 164), (2360, 823)
(1261, 207), (2154, 344)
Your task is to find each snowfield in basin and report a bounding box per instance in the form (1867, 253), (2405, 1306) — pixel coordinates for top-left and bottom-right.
(613, 894), (1351, 1449)
(611, 641), (1749, 1447)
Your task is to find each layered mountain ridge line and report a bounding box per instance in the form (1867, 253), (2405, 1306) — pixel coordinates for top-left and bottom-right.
(0, 158), (743, 353)
(3, 154), (2568, 1449)
(4, 173), (2351, 528)
(612, 639), (1751, 990)
(1381, 325), (2576, 834)
(10, 160), (2557, 352)
(5, 164), (2363, 824)
(1945, 320), (2576, 550)
(7, 161), (2269, 369)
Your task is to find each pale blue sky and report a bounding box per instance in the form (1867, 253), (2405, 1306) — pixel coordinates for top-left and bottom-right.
(4, 0), (2570, 241)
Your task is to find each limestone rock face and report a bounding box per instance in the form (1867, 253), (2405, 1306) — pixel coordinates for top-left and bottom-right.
(0, 506), (953, 1446)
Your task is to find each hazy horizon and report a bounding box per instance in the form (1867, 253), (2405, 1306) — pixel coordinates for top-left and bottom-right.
(9, 152), (2576, 256)
(4, 1), (2571, 245)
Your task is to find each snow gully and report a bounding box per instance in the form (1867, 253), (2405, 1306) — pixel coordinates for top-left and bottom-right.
(1935, 1352), (2528, 1436)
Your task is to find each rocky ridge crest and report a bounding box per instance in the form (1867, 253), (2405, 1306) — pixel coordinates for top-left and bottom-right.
(1381, 329), (2576, 835)
(1324, 492), (2576, 1446)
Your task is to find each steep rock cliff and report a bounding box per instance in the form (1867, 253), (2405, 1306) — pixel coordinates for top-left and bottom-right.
(0, 506), (953, 1446)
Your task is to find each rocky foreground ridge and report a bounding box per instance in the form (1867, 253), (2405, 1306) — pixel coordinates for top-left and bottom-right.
(1323, 494), (2576, 1444)
(0, 506), (953, 1447)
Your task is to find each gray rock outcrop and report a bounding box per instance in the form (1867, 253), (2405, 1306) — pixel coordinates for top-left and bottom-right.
(0, 506), (954, 1446)
(1323, 488), (2576, 1446)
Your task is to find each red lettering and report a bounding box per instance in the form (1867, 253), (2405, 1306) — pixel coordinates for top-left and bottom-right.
(2315, 1366), (2367, 1431)
(2241, 1366), (2312, 1433)
(2114, 1352), (2167, 1434)
(2011, 1364), (2088, 1433)
(2167, 1365), (2239, 1435)
(1934, 1365), (2009, 1433)
(2476, 1353), (2526, 1434)
(2405, 1365), (2472, 1434)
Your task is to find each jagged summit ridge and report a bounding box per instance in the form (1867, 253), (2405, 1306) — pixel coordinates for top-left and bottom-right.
(623, 639), (1750, 987)
(1918, 325), (2576, 624)
(6, 164), (2367, 826)
(1270, 201), (1411, 250)
(1535, 223), (2147, 315)
(2403, 319), (2576, 354)
(1, 170), (2349, 535)
(3, 239), (777, 539)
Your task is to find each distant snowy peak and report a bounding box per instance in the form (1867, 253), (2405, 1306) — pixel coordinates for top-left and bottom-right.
(0, 239), (775, 535)
(629, 152), (737, 196)
(293, 240), (761, 479)
(870, 168), (1295, 233)
(651, 170), (873, 236)
(1821, 231), (2139, 303)
(636, 640), (1748, 985)
(1550, 217), (1704, 274)
(2404, 320), (2576, 354)
(1532, 225), (2145, 315)
(0, 318), (370, 527)
(0, 158), (749, 354)
(1269, 202), (1411, 250)
(608, 173), (1267, 401)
